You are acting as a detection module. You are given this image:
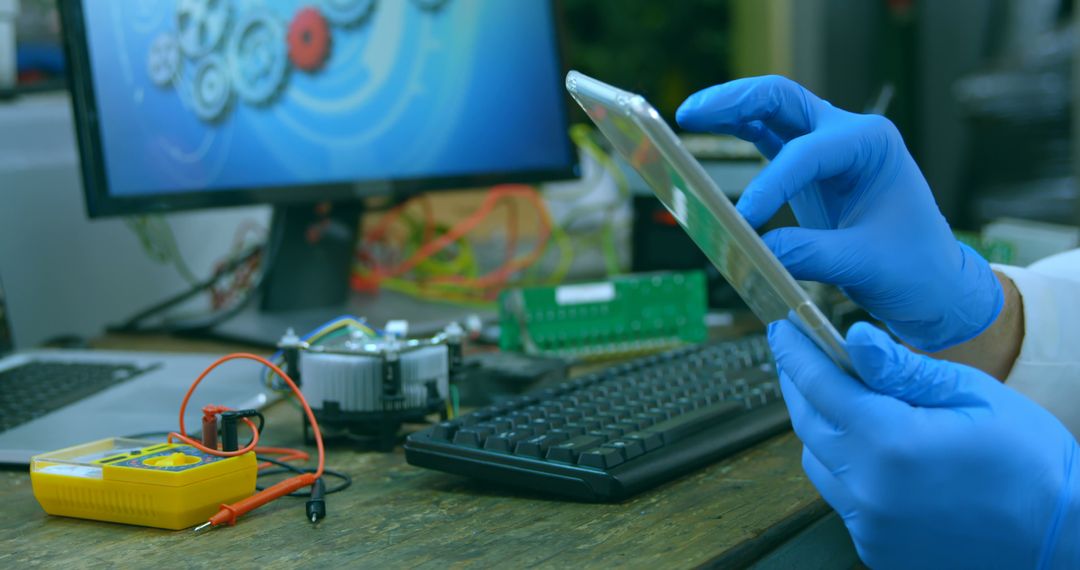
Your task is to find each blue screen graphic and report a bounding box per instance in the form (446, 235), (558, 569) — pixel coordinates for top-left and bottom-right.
(82, 0), (574, 197)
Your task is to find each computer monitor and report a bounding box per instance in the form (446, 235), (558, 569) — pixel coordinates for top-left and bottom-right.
(58, 0), (577, 337)
(0, 274), (11, 355)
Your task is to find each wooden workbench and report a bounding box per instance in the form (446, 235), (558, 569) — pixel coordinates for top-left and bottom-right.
(0, 334), (858, 568)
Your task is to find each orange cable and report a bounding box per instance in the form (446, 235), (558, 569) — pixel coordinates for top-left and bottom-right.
(172, 353), (327, 531)
(353, 185), (552, 296)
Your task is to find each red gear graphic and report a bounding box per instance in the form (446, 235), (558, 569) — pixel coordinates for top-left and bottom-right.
(287, 7), (331, 72)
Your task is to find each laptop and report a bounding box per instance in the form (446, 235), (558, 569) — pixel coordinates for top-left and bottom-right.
(0, 274), (274, 464)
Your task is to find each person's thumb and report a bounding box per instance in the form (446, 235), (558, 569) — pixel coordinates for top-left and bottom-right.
(846, 322), (992, 408)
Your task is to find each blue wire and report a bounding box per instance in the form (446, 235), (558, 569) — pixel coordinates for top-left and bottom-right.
(265, 316), (379, 381)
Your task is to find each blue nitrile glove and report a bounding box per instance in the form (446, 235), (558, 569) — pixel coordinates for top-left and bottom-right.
(768, 319), (1080, 569)
(677, 76), (1002, 352)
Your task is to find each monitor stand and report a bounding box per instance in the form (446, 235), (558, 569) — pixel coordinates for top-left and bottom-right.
(202, 202), (495, 348)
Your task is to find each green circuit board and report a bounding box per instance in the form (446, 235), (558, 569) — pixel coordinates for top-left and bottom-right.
(499, 271), (708, 360)
(954, 231), (1014, 264)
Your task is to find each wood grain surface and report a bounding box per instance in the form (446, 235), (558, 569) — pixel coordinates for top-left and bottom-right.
(0, 416), (821, 568)
(1, 333), (827, 568)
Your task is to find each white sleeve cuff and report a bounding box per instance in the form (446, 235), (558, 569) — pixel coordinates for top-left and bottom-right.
(993, 262), (1080, 439)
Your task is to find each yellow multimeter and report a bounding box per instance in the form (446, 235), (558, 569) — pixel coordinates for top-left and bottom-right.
(30, 438), (256, 530)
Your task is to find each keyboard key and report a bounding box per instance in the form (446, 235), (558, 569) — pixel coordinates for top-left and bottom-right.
(539, 403), (564, 415)
(515, 434), (566, 457)
(561, 408), (584, 422)
(608, 406), (632, 421)
(602, 424), (627, 436)
(528, 418), (550, 435)
(504, 395), (538, 409)
(479, 405), (508, 417)
(623, 431), (663, 452)
(593, 414), (617, 426)
(522, 406), (547, 420)
(645, 407), (671, 421)
(766, 382), (782, 398)
(545, 414), (567, 428)
(578, 446), (625, 469)
(545, 436), (603, 463)
(431, 421), (459, 441)
(662, 402), (689, 415)
(646, 401), (743, 445)
(545, 429), (573, 442)
(487, 417), (514, 433)
(483, 430), (534, 452)
(579, 419), (603, 431)
(604, 439), (645, 460)
(587, 428), (623, 442)
(507, 413), (532, 427)
(577, 403), (600, 416)
(675, 397), (699, 411)
(560, 423), (587, 437)
(460, 413), (486, 426)
(452, 429), (484, 447)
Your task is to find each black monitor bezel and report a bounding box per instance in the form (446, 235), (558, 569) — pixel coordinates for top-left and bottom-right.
(58, 0), (579, 218)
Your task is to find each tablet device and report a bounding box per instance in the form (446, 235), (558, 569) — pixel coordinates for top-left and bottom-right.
(565, 71), (855, 375)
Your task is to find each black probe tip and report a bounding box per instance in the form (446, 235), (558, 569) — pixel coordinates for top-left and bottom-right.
(306, 477), (326, 524)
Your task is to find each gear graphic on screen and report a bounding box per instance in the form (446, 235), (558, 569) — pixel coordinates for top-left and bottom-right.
(228, 11), (289, 105)
(320, 0), (376, 27)
(191, 54), (232, 121)
(140, 0), (456, 123)
(287, 7), (332, 72)
(176, 0), (231, 58)
(147, 33), (182, 87)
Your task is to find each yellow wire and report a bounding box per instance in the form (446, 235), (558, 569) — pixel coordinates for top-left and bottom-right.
(398, 214), (482, 279)
(263, 317), (377, 388)
(380, 278), (497, 308)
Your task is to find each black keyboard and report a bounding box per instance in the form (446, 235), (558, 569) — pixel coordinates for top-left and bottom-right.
(405, 335), (788, 501)
(0, 360), (155, 434)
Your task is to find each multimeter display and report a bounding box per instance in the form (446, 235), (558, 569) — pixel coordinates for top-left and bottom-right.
(99, 445), (227, 471)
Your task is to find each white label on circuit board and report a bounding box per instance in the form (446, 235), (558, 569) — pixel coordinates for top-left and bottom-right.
(672, 186), (688, 225)
(556, 282), (616, 305)
(37, 464), (103, 479)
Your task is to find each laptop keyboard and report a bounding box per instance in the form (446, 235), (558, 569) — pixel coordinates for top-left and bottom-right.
(0, 361), (156, 434)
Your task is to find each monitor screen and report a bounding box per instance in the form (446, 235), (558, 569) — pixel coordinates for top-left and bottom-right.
(63, 0), (576, 216)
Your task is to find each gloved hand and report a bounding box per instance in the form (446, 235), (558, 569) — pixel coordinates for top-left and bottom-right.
(677, 76), (1002, 352)
(769, 319), (1080, 569)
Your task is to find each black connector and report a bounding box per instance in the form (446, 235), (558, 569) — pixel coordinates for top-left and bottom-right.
(220, 409), (264, 452)
(305, 477), (326, 523)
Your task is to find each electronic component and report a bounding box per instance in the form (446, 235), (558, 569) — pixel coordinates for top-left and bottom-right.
(498, 271), (708, 360)
(631, 195), (747, 309)
(566, 70), (853, 373)
(30, 350), (339, 533)
(405, 335), (786, 501)
(30, 438), (256, 530)
(279, 319), (462, 451)
(954, 230), (1014, 264)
